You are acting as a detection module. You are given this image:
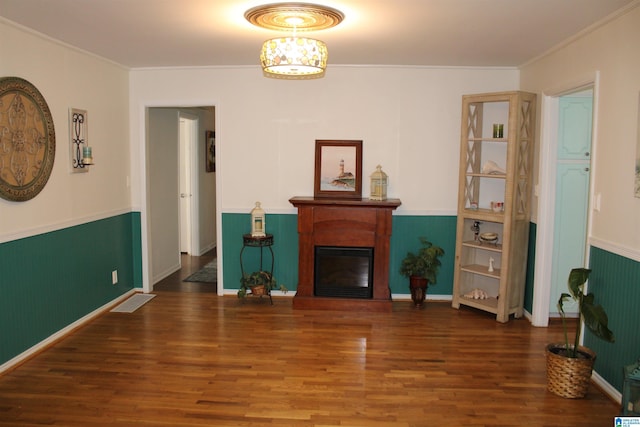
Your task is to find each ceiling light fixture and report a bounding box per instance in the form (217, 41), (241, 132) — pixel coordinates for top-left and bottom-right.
(245, 3), (344, 79)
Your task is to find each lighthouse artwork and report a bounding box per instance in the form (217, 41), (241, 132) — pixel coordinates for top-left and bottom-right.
(314, 140), (362, 199)
(324, 158), (355, 190)
(320, 148), (356, 191)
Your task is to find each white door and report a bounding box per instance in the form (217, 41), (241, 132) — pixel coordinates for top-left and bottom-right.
(179, 116), (197, 254)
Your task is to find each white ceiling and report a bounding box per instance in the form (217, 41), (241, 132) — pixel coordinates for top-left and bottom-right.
(0, 0), (636, 69)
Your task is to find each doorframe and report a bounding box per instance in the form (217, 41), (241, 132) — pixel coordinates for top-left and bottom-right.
(140, 102), (222, 295)
(531, 71), (600, 327)
(178, 112), (200, 256)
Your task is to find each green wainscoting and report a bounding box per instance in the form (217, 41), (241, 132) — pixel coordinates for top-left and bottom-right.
(584, 246), (640, 392)
(221, 213), (457, 296)
(524, 222), (537, 314)
(0, 212), (142, 365)
(222, 213), (299, 294)
(389, 215), (457, 295)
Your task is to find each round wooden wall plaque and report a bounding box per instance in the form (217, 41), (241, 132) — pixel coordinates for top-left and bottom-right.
(0, 76), (56, 202)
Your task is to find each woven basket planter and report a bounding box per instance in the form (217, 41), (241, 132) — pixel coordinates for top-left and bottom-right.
(545, 343), (596, 399)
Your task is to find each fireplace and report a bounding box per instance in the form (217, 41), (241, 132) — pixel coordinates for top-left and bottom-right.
(314, 246), (374, 299)
(289, 196), (401, 312)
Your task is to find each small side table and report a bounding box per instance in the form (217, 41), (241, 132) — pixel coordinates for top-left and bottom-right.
(239, 233), (274, 304)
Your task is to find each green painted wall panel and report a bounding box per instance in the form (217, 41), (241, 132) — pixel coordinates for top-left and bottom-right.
(524, 222), (537, 313)
(130, 211), (143, 287)
(0, 213), (141, 365)
(221, 213), (457, 296)
(389, 216), (457, 295)
(221, 213), (298, 293)
(584, 247), (640, 392)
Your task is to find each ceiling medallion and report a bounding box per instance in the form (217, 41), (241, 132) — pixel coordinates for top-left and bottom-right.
(245, 3), (344, 32)
(245, 3), (344, 79)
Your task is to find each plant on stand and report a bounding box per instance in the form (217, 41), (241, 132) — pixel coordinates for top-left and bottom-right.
(238, 270), (287, 299)
(399, 236), (445, 308)
(546, 267), (615, 398)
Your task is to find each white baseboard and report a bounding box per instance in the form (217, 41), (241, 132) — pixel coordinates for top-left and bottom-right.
(221, 291), (453, 302)
(152, 262), (181, 285)
(197, 242), (216, 256)
(592, 370), (622, 404)
(0, 289), (138, 374)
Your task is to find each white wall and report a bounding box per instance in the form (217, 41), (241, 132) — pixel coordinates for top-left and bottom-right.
(130, 65), (520, 289)
(196, 107), (216, 254)
(521, 4), (640, 257)
(0, 19), (130, 241)
(148, 108), (181, 282)
(130, 66), (519, 217)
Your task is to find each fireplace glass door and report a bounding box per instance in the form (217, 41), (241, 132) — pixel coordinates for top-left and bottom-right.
(314, 246), (374, 299)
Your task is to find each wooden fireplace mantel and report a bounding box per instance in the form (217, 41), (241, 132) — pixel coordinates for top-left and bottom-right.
(289, 196), (401, 312)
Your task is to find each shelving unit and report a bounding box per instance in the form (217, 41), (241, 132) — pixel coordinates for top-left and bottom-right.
(451, 91), (536, 323)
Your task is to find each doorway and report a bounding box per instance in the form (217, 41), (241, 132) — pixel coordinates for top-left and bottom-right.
(531, 77), (597, 327)
(146, 107), (217, 289)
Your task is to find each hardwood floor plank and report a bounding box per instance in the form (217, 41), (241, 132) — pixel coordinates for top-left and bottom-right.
(0, 254), (620, 426)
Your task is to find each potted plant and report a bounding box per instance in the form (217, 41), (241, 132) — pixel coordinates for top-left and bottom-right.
(399, 236), (445, 307)
(546, 268), (615, 398)
(238, 270), (287, 299)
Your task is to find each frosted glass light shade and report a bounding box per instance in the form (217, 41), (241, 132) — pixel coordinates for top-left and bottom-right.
(260, 37), (328, 79)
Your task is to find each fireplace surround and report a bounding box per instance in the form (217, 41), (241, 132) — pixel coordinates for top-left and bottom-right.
(289, 196), (401, 312)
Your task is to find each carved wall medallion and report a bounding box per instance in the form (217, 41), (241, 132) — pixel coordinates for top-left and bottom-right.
(0, 76), (56, 202)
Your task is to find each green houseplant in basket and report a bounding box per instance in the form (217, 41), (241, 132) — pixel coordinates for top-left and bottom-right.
(399, 236), (445, 308)
(546, 267), (615, 398)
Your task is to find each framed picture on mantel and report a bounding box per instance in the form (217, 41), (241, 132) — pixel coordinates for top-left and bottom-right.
(314, 140), (362, 199)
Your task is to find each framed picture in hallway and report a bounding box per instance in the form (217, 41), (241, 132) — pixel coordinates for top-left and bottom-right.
(314, 140), (362, 199)
(206, 130), (215, 173)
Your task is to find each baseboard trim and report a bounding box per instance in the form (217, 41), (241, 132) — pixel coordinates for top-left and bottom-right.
(592, 370), (622, 404)
(0, 289), (137, 375)
(152, 262), (181, 285)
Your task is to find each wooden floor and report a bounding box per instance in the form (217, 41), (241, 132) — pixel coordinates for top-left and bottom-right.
(0, 254), (620, 426)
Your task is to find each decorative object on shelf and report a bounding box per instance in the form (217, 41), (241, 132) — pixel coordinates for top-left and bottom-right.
(205, 130), (215, 172)
(546, 268), (615, 398)
(250, 201), (266, 237)
(369, 165), (388, 201)
(399, 236), (445, 308)
(464, 288), (489, 300)
(0, 76), (56, 201)
(479, 232), (498, 245)
(488, 257), (495, 272)
(245, 3), (344, 79)
(70, 108), (93, 172)
(492, 123), (504, 138)
(314, 140), (363, 199)
(481, 160), (506, 175)
(471, 221), (481, 241)
(490, 201), (504, 212)
(622, 358), (640, 415)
